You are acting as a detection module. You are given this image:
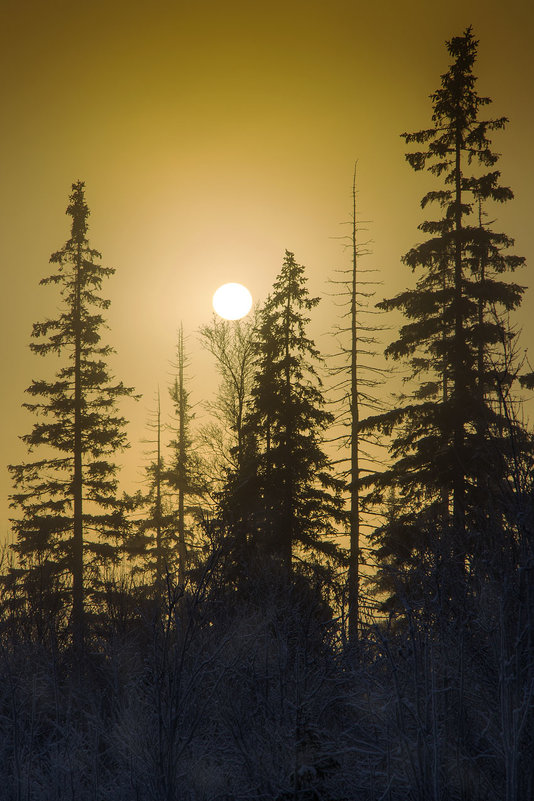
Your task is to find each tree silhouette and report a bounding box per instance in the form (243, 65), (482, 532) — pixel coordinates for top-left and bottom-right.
(124, 390), (177, 596)
(198, 313), (257, 491)
(166, 324), (204, 585)
(243, 250), (346, 574)
(197, 314), (258, 570)
(9, 181), (137, 648)
(329, 167), (387, 644)
(362, 28), (527, 605)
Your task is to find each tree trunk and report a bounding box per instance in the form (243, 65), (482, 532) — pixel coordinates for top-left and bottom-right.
(72, 241), (84, 654)
(348, 167), (360, 646)
(155, 390), (163, 590)
(282, 287), (293, 574)
(177, 328), (187, 585)
(452, 126), (466, 549)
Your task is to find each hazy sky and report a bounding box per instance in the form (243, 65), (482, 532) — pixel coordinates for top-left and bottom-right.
(1, 0), (533, 537)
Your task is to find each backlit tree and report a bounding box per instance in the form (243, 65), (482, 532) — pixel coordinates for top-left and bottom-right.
(362, 28), (527, 604)
(242, 250), (346, 574)
(9, 181), (137, 647)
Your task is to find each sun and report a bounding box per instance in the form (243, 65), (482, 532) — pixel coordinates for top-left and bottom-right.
(212, 282), (253, 320)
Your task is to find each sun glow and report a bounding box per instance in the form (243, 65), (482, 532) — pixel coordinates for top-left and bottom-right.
(212, 283), (253, 320)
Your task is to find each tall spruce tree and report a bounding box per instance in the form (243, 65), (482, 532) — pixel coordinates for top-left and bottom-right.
(166, 324), (203, 585)
(242, 250), (345, 574)
(362, 28), (527, 603)
(9, 181), (137, 647)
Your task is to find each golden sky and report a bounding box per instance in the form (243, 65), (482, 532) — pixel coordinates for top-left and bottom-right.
(1, 0), (533, 536)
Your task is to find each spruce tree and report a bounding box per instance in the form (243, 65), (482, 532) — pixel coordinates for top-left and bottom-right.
(126, 334), (202, 595)
(9, 181), (137, 647)
(166, 325), (203, 585)
(125, 391), (175, 596)
(362, 28), (527, 602)
(243, 250), (345, 574)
